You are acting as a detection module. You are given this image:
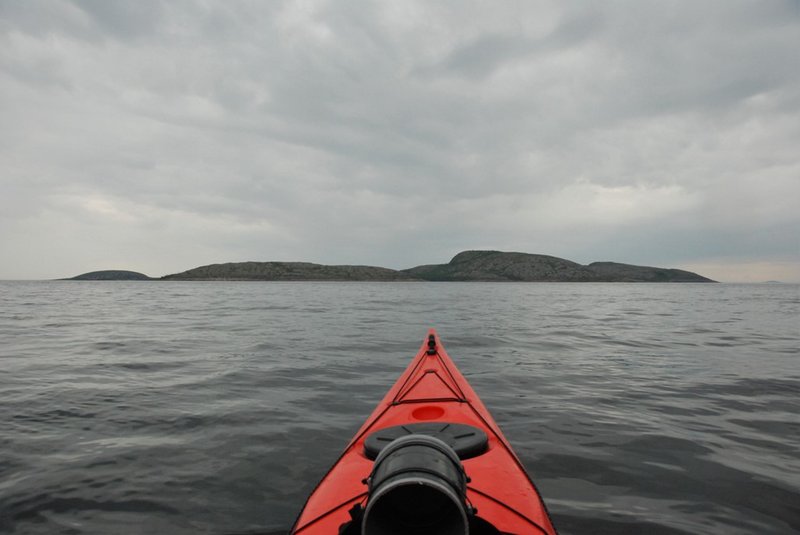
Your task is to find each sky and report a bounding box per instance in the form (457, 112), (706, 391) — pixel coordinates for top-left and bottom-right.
(1, 1), (799, 282)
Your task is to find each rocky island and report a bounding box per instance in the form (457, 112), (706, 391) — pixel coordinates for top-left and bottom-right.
(158, 251), (715, 282)
(403, 251), (715, 282)
(67, 270), (153, 280)
(161, 262), (414, 281)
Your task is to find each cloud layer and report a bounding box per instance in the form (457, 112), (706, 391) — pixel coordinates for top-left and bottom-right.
(1, 0), (799, 281)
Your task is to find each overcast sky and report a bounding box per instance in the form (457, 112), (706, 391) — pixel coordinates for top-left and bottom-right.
(1, 1), (798, 281)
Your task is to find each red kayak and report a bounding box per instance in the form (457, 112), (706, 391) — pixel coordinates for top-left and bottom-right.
(290, 329), (558, 535)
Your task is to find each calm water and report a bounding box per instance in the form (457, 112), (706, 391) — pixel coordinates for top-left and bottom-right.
(1, 281), (798, 535)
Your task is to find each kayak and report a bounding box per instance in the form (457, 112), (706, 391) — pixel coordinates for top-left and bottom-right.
(290, 329), (558, 535)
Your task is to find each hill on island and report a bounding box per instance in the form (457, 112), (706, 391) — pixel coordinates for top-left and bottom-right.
(67, 270), (152, 281)
(403, 251), (715, 282)
(159, 251), (715, 282)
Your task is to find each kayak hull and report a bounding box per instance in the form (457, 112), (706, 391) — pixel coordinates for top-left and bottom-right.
(290, 329), (557, 535)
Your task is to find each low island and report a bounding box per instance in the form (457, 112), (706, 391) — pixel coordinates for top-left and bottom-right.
(161, 262), (413, 281)
(66, 270), (153, 281)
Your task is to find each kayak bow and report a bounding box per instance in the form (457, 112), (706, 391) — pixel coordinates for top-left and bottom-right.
(290, 329), (557, 535)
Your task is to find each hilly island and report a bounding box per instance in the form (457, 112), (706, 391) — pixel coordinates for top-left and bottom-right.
(69, 251), (715, 282)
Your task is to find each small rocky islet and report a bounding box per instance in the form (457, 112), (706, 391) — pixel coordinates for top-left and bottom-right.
(66, 250), (715, 282)
(66, 270), (153, 281)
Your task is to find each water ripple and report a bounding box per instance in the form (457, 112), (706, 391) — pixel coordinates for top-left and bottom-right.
(0, 281), (798, 534)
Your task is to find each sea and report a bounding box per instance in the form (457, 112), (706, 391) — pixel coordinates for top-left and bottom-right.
(1, 281), (798, 535)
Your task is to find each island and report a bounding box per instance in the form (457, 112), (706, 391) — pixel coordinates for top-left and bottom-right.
(157, 251), (715, 282)
(161, 262), (415, 281)
(66, 270), (153, 281)
(402, 251), (713, 282)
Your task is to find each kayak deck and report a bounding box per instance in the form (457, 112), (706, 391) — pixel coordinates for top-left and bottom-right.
(290, 329), (557, 535)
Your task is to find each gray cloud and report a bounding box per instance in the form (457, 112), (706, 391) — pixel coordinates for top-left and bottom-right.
(1, 0), (798, 281)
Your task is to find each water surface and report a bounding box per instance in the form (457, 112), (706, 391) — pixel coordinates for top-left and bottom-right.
(1, 281), (798, 534)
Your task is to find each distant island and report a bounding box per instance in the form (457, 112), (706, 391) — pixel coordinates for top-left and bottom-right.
(153, 250), (714, 282)
(161, 262), (412, 281)
(66, 251), (715, 282)
(402, 251), (715, 282)
(67, 270), (153, 281)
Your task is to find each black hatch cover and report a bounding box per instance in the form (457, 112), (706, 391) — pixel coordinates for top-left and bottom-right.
(364, 422), (489, 460)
